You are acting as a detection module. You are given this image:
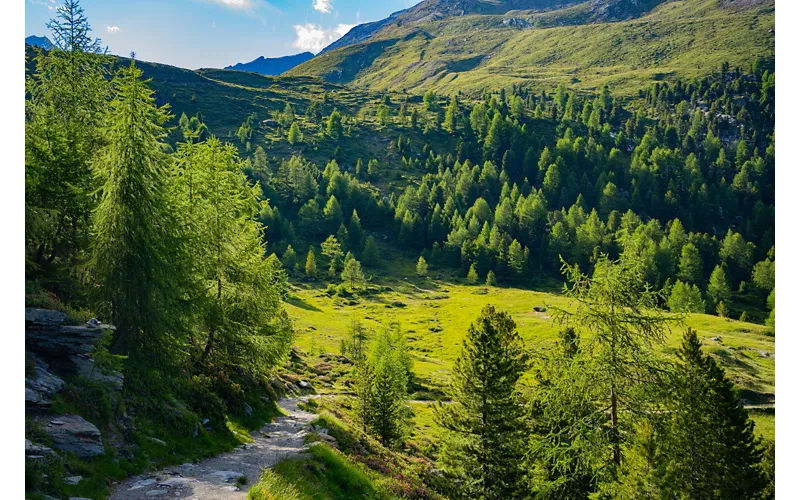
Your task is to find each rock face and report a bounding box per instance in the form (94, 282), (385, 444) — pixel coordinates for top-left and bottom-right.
(46, 415), (105, 458)
(25, 308), (123, 387)
(25, 356), (65, 407)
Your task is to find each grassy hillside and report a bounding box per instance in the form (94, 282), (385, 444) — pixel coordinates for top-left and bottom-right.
(288, 0), (774, 96)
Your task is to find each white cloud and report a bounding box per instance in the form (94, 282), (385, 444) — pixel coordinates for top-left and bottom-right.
(106, 26), (120, 33)
(292, 23), (353, 53)
(210, 0), (255, 9)
(313, 0), (332, 14)
(29, 0), (56, 10)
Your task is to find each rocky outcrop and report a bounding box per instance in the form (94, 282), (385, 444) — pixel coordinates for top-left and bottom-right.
(25, 308), (123, 387)
(25, 356), (65, 407)
(46, 415), (105, 458)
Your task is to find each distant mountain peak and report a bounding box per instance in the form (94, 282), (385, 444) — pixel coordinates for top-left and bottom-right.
(225, 52), (315, 76)
(25, 35), (54, 50)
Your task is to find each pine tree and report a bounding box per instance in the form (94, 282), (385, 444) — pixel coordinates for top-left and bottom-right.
(326, 110), (343, 139)
(444, 96), (458, 133)
(368, 158), (380, 178)
(341, 257), (367, 291)
(467, 263), (479, 284)
(357, 324), (411, 446)
(416, 256), (428, 277)
(305, 248), (317, 278)
(362, 236), (380, 267)
(678, 242), (703, 284)
(321, 235), (344, 278)
(287, 121), (303, 145)
(486, 270), (496, 286)
(437, 305), (529, 499)
(508, 239), (526, 276)
(708, 264), (731, 306)
(623, 330), (766, 498)
(90, 59), (181, 359)
(348, 210), (365, 251)
(667, 280), (706, 313)
(282, 245), (298, 272)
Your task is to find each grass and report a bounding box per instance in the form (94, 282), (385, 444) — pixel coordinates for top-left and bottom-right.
(249, 443), (382, 500)
(287, 0), (774, 97)
(284, 240), (775, 443)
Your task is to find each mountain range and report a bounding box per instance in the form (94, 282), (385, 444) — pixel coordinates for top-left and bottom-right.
(25, 35), (53, 50)
(288, 0), (774, 95)
(224, 52), (315, 76)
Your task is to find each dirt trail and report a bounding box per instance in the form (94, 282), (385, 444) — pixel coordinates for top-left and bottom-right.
(110, 397), (315, 500)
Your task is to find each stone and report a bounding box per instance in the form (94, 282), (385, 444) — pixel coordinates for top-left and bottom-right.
(298, 380), (312, 390)
(69, 498), (94, 500)
(158, 477), (190, 488)
(760, 351), (772, 358)
(244, 404), (253, 416)
(145, 490), (167, 497)
(25, 360), (65, 407)
(210, 470), (245, 483)
(146, 436), (167, 446)
(129, 478), (157, 490)
(65, 476), (83, 485)
(711, 336), (722, 342)
(46, 415), (105, 458)
(25, 439), (55, 459)
(533, 306), (547, 312)
(73, 354), (124, 390)
(25, 308), (68, 326)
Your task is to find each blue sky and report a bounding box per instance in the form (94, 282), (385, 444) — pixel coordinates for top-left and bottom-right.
(26, 0), (418, 69)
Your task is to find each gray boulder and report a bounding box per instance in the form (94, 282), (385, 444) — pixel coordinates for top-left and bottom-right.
(25, 439), (55, 460)
(26, 307), (115, 377)
(25, 308), (68, 326)
(25, 358), (65, 407)
(46, 415), (105, 458)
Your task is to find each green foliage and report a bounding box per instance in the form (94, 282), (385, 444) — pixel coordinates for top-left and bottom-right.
(354, 324), (411, 447)
(341, 257), (367, 291)
(708, 265), (732, 307)
(90, 59), (183, 361)
(305, 248), (318, 278)
(555, 256), (673, 466)
(667, 280), (706, 313)
(322, 235), (344, 278)
(485, 270), (496, 287)
(416, 256), (428, 277)
(437, 305), (529, 499)
(362, 236), (380, 267)
(614, 329), (766, 498)
(288, 121), (303, 145)
(466, 263), (479, 284)
(171, 137), (292, 377)
(25, 0), (109, 270)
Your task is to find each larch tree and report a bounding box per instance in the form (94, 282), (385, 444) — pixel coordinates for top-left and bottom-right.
(26, 0), (110, 266)
(172, 137), (292, 375)
(554, 255), (673, 467)
(90, 59), (182, 360)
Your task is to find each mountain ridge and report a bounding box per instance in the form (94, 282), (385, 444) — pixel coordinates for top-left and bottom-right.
(291, 0), (775, 96)
(225, 52), (315, 76)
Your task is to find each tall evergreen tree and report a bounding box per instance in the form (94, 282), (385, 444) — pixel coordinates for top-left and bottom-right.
(555, 256), (672, 466)
(437, 305), (529, 500)
(172, 137), (292, 375)
(26, 0), (110, 267)
(90, 59), (181, 359)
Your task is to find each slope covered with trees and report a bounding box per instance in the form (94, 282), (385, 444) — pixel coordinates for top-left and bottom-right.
(25, 1), (775, 498)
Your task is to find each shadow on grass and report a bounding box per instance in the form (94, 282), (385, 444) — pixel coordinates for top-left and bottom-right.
(286, 295), (323, 312)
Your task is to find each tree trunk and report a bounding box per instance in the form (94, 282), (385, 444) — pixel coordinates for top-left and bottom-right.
(610, 384), (620, 466)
